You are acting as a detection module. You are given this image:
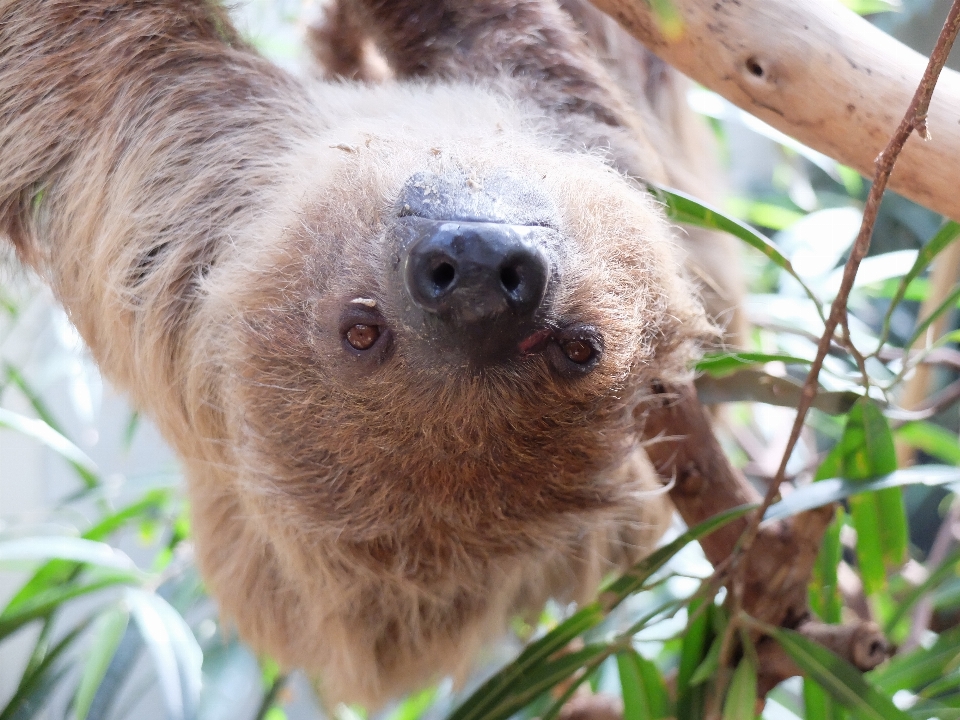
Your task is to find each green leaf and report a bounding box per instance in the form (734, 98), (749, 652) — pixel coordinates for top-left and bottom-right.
(763, 465), (960, 523)
(803, 679), (840, 720)
(696, 368), (859, 415)
(870, 623), (960, 692)
(3, 365), (66, 437)
(449, 507), (752, 720)
(617, 651), (670, 720)
(905, 282), (960, 352)
(689, 634), (723, 686)
(848, 494), (887, 596)
(878, 220), (960, 348)
(483, 644), (612, 720)
(72, 606), (130, 720)
(385, 687), (437, 720)
(127, 588), (203, 720)
(122, 410), (141, 452)
(838, 0), (901, 14)
(724, 198), (805, 231)
(695, 352), (811, 379)
(895, 422), (960, 466)
(447, 605), (604, 720)
(0, 537), (139, 573)
(600, 505), (755, 606)
(676, 600), (712, 720)
(0, 408), (99, 488)
(0, 618), (94, 720)
(0, 575), (135, 640)
(831, 398), (908, 578)
(5, 492), (168, 614)
(722, 656), (757, 720)
(884, 546), (960, 634)
(650, 185), (824, 320)
(810, 508), (845, 624)
(770, 627), (910, 719)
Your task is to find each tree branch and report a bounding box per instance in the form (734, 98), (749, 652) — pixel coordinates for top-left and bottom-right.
(638, 383), (887, 691)
(588, 0), (960, 223)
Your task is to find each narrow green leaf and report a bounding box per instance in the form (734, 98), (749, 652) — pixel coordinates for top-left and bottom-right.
(0, 537), (138, 574)
(870, 624), (960, 692)
(879, 220), (960, 348)
(810, 508), (844, 624)
(3, 365), (65, 437)
(676, 600), (711, 720)
(122, 410), (141, 452)
(722, 656), (757, 720)
(885, 546), (960, 634)
(540, 665), (598, 720)
(0, 619), (93, 720)
(764, 466), (960, 522)
(895, 422), (960, 466)
(831, 399), (907, 577)
(848, 494), (887, 596)
(447, 605), (605, 720)
(689, 634), (723, 686)
(601, 505), (754, 606)
(385, 687), (436, 720)
(770, 627), (910, 720)
(838, 0), (901, 15)
(72, 606), (130, 720)
(449, 507), (752, 720)
(905, 282), (960, 352)
(803, 679), (839, 720)
(695, 352), (811, 379)
(0, 576), (133, 640)
(650, 185), (824, 320)
(618, 651), (669, 720)
(696, 368), (859, 415)
(5, 491), (169, 613)
(483, 644), (612, 720)
(0, 408), (99, 487)
(127, 588), (203, 720)
(918, 669), (960, 698)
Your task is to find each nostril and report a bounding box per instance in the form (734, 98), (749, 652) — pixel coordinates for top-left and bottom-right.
(500, 265), (521, 294)
(431, 262), (456, 292)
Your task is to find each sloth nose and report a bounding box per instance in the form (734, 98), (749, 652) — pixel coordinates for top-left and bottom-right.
(403, 221), (550, 325)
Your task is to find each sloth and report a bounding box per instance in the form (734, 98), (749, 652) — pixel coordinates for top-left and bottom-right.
(0, 0), (737, 707)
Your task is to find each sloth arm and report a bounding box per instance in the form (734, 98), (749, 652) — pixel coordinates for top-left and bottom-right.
(0, 1), (313, 415)
(341, 0), (668, 182)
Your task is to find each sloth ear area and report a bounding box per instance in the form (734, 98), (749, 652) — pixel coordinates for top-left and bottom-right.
(338, 299), (394, 364)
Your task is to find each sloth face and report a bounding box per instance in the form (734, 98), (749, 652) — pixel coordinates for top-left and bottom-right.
(341, 169), (603, 377)
(218, 133), (703, 577)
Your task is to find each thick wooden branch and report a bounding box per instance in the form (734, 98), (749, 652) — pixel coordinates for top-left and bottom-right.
(638, 382), (889, 689)
(589, 0), (960, 222)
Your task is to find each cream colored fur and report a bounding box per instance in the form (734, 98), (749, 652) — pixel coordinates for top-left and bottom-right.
(0, 1), (715, 707)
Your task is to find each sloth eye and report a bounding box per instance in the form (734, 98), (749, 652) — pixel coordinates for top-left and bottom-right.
(346, 324), (380, 350)
(546, 324), (602, 377)
(561, 338), (593, 364)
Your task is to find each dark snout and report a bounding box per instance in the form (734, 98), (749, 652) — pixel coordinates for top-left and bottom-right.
(395, 217), (556, 366)
(390, 170), (560, 367)
(404, 221), (550, 324)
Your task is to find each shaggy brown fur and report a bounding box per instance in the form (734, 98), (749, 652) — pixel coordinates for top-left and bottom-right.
(1, 0), (723, 706)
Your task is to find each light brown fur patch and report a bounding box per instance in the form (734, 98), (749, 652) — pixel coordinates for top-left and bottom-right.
(1, 0), (723, 707)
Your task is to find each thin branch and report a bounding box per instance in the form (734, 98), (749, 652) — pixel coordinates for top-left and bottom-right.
(737, 0), (960, 567)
